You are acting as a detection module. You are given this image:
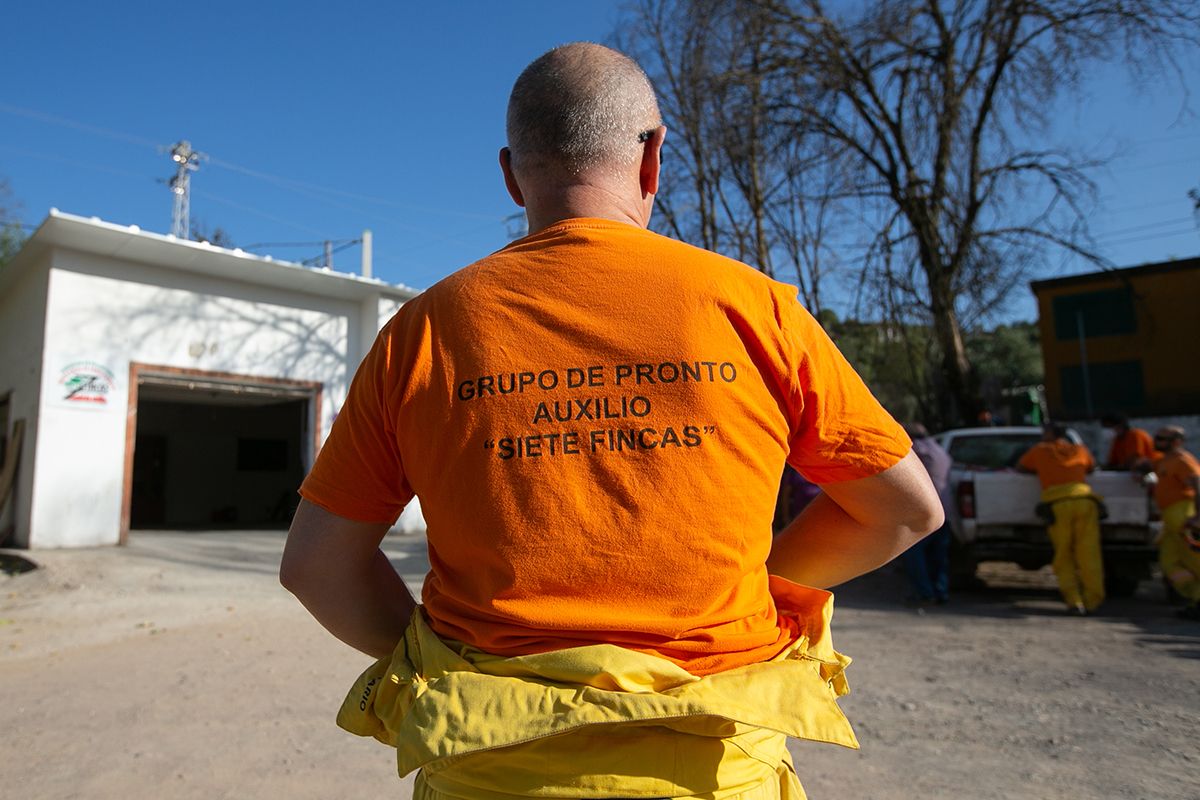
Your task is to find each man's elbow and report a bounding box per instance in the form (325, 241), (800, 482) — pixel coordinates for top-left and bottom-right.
(278, 550), (305, 596)
(891, 495), (943, 545)
(279, 542), (323, 601)
(915, 501), (945, 537)
(898, 468), (946, 540)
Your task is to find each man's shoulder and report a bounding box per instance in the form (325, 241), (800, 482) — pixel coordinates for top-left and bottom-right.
(1131, 428), (1156, 445)
(1018, 442), (1045, 464)
(642, 229), (797, 296)
(1063, 442), (1092, 463)
(420, 223), (803, 307)
(1177, 450), (1200, 471)
(1024, 442), (1055, 463)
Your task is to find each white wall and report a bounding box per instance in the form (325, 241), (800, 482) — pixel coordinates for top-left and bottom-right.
(378, 296), (405, 331)
(30, 250), (366, 548)
(0, 259), (50, 547)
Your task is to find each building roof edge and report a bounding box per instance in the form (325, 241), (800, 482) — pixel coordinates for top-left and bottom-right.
(1030, 255), (1200, 293)
(14, 210), (420, 302)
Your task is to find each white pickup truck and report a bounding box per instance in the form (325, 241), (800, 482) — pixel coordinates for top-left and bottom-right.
(936, 427), (1159, 596)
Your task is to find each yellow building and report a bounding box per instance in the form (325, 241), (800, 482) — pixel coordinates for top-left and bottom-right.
(1031, 257), (1200, 418)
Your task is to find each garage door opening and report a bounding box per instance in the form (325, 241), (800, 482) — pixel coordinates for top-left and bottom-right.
(124, 367), (321, 534)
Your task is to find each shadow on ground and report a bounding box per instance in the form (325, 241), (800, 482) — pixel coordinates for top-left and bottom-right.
(0, 552), (38, 576)
(52, 532), (1200, 661)
(122, 530), (432, 585)
(835, 559), (1200, 659)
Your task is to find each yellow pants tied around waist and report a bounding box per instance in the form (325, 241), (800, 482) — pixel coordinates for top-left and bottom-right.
(337, 577), (858, 800)
(1160, 500), (1200, 602)
(1042, 483), (1104, 611)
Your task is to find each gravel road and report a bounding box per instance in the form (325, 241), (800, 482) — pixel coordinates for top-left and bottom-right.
(1, 532), (1196, 800)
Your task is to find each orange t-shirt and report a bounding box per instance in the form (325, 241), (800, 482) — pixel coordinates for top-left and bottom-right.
(1107, 428), (1160, 469)
(1018, 440), (1095, 489)
(300, 219), (910, 675)
(1154, 449), (1200, 510)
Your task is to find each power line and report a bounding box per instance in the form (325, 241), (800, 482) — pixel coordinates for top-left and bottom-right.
(1092, 227), (1198, 248)
(1104, 153), (1200, 174)
(191, 189), (329, 237)
(5, 100), (1192, 277)
(0, 144), (150, 180)
(207, 156), (499, 222)
(206, 158), (489, 243)
(241, 238), (359, 250)
(0, 102), (162, 150)
(300, 238), (362, 267)
(1125, 133), (1200, 145)
(0, 102), (505, 231)
(1097, 196), (1192, 214)
(1090, 215), (1196, 238)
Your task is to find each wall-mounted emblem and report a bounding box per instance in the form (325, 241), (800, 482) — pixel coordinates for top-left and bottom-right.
(59, 362), (116, 405)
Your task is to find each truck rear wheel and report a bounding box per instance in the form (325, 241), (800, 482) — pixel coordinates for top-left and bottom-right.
(949, 542), (982, 590)
(1105, 573), (1141, 598)
(1164, 577), (1185, 605)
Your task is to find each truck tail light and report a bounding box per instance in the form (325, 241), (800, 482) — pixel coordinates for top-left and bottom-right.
(957, 480), (976, 519)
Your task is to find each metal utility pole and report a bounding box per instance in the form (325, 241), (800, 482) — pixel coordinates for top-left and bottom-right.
(360, 229), (372, 278)
(1076, 310), (1094, 419)
(166, 141), (205, 238)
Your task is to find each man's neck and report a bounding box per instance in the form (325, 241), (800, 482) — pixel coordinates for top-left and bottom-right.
(522, 180), (649, 236)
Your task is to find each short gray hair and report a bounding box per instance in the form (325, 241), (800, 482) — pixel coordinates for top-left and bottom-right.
(506, 43), (661, 176)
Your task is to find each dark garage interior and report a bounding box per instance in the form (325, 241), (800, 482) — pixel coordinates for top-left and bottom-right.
(130, 381), (310, 529)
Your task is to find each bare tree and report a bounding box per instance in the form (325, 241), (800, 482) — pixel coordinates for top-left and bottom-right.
(619, 0), (832, 305)
(758, 0), (1199, 423)
(620, 0), (1199, 425)
(189, 218), (234, 248)
(0, 178), (25, 268)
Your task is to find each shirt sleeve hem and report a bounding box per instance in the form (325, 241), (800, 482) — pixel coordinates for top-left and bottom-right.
(797, 444), (911, 485)
(298, 482), (408, 525)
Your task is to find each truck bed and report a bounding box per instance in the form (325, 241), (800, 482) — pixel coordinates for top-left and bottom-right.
(972, 470), (1151, 528)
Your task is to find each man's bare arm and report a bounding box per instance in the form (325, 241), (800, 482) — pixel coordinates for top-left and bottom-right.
(767, 450), (944, 589)
(279, 499), (417, 658)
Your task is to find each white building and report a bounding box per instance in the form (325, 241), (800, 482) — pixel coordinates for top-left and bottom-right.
(0, 211), (420, 549)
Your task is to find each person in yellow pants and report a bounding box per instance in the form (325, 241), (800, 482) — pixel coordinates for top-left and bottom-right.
(1148, 427), (1200, 619)
(1018, 424), (1103, 614)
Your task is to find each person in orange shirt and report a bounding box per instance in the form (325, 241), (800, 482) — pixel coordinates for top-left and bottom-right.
(1150, 427), (1200, 619)
(1017, 424), (1103, 614)
(1100, 413), (1161, 470)
(278, 43), (943, 799)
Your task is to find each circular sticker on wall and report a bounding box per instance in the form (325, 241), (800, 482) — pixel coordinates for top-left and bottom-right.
(59, 362), (116, 405)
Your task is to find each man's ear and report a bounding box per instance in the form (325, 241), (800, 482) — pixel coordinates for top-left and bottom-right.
(499, 147), (526, 207)
(639, 126), (667, 198)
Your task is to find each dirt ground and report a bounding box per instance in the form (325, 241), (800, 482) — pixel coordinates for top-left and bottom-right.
(1, 531), (1196, 800)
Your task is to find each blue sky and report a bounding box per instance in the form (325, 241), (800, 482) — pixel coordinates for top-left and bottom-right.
(2, 1), (1197, 322)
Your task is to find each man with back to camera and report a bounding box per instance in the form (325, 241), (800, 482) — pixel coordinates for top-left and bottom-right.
(280, 43), (942, 800)
(1017, 423), (1103, 615)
